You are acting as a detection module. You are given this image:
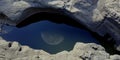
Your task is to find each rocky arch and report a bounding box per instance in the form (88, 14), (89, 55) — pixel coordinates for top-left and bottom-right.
(16, 7), (85, 29)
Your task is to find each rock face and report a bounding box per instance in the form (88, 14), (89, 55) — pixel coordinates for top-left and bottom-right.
(0, 0), (120, 59)
(0, 38), (119, 60)
(0, 0), (120, 51)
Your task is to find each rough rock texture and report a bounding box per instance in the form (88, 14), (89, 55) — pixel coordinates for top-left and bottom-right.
(0, 0), (119, 51)
(0, 38), (119, 60)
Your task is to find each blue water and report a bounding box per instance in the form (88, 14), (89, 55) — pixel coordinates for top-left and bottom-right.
(0, 21), (99, 54)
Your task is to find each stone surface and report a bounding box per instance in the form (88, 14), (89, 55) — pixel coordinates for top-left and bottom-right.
(0, 0), (120, 58)
(0, 0), (119, 51)
(0, 38), (119, 60)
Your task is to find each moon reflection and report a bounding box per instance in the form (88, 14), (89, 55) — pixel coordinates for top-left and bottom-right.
(41, 31), (64, 45)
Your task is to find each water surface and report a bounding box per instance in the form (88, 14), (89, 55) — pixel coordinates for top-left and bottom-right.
(0, 21), (99, 54)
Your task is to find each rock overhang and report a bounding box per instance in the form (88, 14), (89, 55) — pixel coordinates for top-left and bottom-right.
(0, 0), (107, 37)
(0, 0), (105, 29)
(0, 0), (120, 53)
(15, 7), (86, 29)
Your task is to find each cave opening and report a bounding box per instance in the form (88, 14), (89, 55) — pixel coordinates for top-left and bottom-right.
(0, 8), (120, 54)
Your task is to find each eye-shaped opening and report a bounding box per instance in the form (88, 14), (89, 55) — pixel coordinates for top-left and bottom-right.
(0, 8), (119, 54)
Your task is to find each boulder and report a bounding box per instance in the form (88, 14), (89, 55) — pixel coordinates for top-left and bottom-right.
(0, 38), (119, 60)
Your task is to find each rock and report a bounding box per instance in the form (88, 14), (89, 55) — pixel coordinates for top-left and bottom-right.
(0, 0), (119, 51)
(0, 39), (119, 60)
(110, 55), (120, 60)
(1, 1), (120, 60)
(69, 43), (110, 60)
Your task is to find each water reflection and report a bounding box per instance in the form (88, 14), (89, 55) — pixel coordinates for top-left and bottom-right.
(0, 21), (99, 54)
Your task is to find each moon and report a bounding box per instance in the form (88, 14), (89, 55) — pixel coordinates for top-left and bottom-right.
(41, 31), (64, 45)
